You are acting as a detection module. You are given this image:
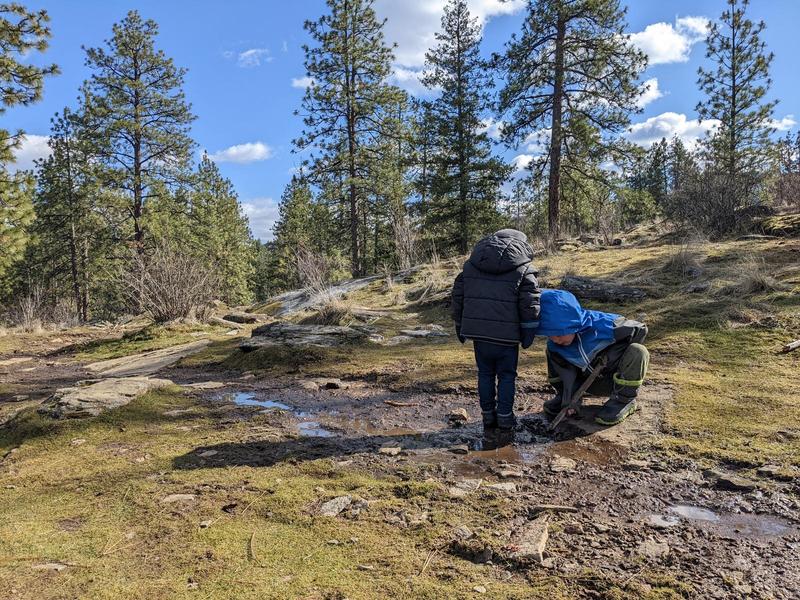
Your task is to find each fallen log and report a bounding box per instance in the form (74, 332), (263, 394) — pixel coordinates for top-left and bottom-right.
(383, 400), (420, 408)
(782, 339), (800, 353)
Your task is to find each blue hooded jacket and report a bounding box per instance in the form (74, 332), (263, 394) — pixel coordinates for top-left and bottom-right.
(536, 289), (621, 371)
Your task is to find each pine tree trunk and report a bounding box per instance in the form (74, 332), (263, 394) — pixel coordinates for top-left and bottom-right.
(547, 15), (566, 239)
(345, 2), (361, 278)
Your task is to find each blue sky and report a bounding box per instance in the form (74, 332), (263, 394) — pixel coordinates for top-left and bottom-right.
(6, 0), (799, 240)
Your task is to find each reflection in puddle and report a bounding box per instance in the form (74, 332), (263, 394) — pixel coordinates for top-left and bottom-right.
(669, 504), (719, 522)
(297, 421), (336, 437)
(224, 392), (293, 411)
(668, 504), (795, 537)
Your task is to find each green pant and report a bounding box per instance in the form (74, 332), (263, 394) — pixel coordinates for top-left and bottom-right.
(547, 342), (650, 401)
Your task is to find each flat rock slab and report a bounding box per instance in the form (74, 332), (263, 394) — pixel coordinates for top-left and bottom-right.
(242, 322), (374, 350)
(318, 495), (352, 517)
(39, 376), (173, 418)
(507, 515), (550, 564)
(0, 357), (34, 368)
(86, 340), (211, 377)
(222, 311), (271, 324)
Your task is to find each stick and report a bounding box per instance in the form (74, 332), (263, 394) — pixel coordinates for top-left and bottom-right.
(418, 548), (438, 577)
(383, 400), (420, 407)
(548, 355), (608, 431)
(782, 339), (800, 353)
(531, 504), (578, 514)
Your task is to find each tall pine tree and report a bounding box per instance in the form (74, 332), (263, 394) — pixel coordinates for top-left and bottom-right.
(294, 0), (403, 277)
(697, 0), (776, 192)
(496, 0), (646, 237)
(82, 10), (195, 254)
(0, 3), (58, 295)
(421, 0), (508, 255)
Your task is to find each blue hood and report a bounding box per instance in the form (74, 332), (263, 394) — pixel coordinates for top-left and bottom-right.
(536, 289), (621, 370)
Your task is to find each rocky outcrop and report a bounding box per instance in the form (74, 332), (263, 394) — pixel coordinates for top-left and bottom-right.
(241, 322), (376, 350)
(560, 274), (646, 302)
(85, 340), (211, 377)
(38, 376), (173, 418)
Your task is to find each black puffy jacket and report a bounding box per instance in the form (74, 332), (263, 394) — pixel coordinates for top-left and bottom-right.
(451, 229), (541, 347)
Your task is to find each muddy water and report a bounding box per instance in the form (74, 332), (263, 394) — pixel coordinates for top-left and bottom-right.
(663, 504), (797, 538)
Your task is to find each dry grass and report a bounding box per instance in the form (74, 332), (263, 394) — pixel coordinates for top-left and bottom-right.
(663, 242), (705, 279)
(301, 297), (357, 326)
(721, 254), (788, 296)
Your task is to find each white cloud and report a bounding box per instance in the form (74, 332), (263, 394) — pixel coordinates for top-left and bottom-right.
(478, 117), (504, 141)
(281, 40), (288, 53)
(10, 134), (50, 171)
(627, 112), (719, 148)
(375, 0), (525, 68)
(242, 199), (280, 242)
(291, 76), (315, 89)
(389, 66), (436, 96)
(511, 153), (534, 173)
(771, 115), (797, 131)
(636, 77), (665, 109)
(236, 48), (273, 68)
(629, 16), (709, 66)
(208, 142), (273, 164)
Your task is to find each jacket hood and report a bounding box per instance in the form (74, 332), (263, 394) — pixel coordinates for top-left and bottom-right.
(468, 229), (534, 275)
(535, 289), (592, 337)
(537, 289), (622, 369)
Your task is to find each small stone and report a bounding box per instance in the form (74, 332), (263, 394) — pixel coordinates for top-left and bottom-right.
(448, 479), (481, 498)
(199, 520), (213, 528)
(447, 408), (469, 425)
(550, 457), (577, 473)
(198, 450), (218, 457)
(449, 444), (470, 455)
(623, 459), (650, 471)
(327, 539), (341, 545)
(161, 494), (196, 504)
(357, 564), (374, 571)
(487, 482), (517, 493)
(452, 525), (473, 540)
(593, 523), (610, 533)
(706, 470), (758, 492)
(507, 514), (549, 564)
(473, 586), (487, 594)
(635, 538), (670, 560)
(318, 495), (352, 517)
(756, 464), (797, 482)
(379, 445), (402, 456)
(563, 523), (584, 535)
(70, 438), (87, 447)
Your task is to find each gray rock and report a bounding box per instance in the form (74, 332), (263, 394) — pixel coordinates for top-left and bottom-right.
(452, 525), (473, 540)
(550, 457), (577, 473)
(379, 445), (402, 456)
(318, 495), (352, 517)
(449, 444), (470, 455)
(161, 494), (196, 503)
(448, 408), (469, 425)
(85, 340), (210, 377)
(706, 469), (758, 492)
(243, 322), (375, 350)
(487, 482), (517, 494)
(635, 538), (670, 560)
(39, 376), (174, 419)
(508, 515), (549, 564)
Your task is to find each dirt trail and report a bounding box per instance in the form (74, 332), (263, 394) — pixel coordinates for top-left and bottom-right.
(165, 376), (799, 598)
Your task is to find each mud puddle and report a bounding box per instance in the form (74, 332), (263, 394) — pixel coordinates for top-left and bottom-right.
(645, 504), (798, 539)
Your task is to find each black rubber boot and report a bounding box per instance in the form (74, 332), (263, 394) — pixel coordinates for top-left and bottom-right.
(496, 427), (515, 448)
(543, 394), (563, 417)
(595, 388), (638, 426)
(481, 410), (498, 450)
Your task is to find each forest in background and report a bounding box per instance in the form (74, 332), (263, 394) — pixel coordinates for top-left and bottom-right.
(1, 0), (797, 328)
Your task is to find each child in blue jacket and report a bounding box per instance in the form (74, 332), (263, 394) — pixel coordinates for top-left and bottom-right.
(536, 289), (649, 425)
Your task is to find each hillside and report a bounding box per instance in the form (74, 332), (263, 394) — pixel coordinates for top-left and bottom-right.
(0, 226), (799, 599)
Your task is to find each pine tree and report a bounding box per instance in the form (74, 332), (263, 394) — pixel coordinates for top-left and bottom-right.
(81, 10), (195, 254)
(666, 136), (697, 195)
(189, 155), (255, 305)
(697, 0), (776, 191)
(272, 176), (316, 289)
(294, 0), (403, 277)
(496, 0), (646, 237)
(30, 108), (102, 321)
(0, 3), (58, 294)
(421, 0), (508, 254)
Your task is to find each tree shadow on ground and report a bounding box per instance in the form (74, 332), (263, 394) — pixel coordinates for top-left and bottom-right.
(171, 414), (595, 471)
